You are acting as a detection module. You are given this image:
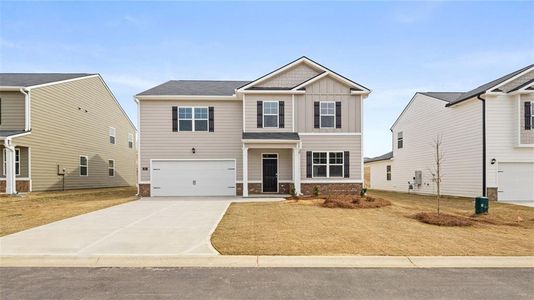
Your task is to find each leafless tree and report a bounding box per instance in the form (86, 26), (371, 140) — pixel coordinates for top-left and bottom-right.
(430, 135), (444, 215)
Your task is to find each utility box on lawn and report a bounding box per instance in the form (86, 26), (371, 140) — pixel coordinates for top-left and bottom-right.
(475, 196), (489, 214)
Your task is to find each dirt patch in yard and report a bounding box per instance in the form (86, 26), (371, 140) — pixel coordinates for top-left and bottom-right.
(0, 187), (137, 236)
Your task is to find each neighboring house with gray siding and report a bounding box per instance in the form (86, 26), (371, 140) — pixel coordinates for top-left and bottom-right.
(365, 64), (534, 202)
(136, 57), (370, 197)
(0, 73), (137, 194)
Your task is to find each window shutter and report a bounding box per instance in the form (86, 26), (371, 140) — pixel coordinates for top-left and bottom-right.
(209, 106), (215, 132)
(525, 102), (532, 130)
(343, 151), (350, 178)
(279, 101), (285, 128)
(306, 151), (312, 178)
(314, 102), (320, 128)
(335, 101), (342, 129)
(257, 101), (263, 128)
(172, 106), (178, 132)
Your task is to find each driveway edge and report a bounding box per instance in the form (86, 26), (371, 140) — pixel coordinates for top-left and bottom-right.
(1, 255), (533, 268)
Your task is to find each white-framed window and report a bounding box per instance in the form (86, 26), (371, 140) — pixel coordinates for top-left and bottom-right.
(128, 133), (134, 149)
(3, 148), (20, 176)
(179, 107), (208, 132)
(397, 131), (403, 149)
(312, 151), (344, 178)
(80, 155), (88, 176)
(263, 101), (279, 128)
(109, 127), (116, 144)
(108, 159), (115, 177)
(320, 101), (335, 128)
(386, 165), (391, 181)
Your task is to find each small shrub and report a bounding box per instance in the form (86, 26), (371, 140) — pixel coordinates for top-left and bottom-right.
(313, 186), (320, 197)
(413, 212), (473, 227)
(290, 187), (296, 198)
(360, 188), (367, 197)
(322, 198), (355, 209)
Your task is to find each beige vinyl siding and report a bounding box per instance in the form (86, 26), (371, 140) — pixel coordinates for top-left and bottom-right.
(0, 91), (25, 130)
(519, 94), (534, 144)
(295, 76), (361, 133)
(139, 100), (243, 182)
(256, 63), (320, 88)
(0, 146), (29, 178)
(244, 94), (293, 132)
(300, 135), (362, 181)
(15, 76), (136, 191)
(365, 160), (392, 190)
(247, 148), (292, 182)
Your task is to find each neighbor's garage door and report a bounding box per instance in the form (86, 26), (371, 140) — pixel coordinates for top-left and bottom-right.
(151, 160), (236, 197)
(498, 162), (534, 201)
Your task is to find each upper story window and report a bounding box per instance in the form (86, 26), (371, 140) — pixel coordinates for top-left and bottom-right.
(525, 101), (533, 130)
(3, 148), (20, 176)
(80, 155), (88, 176)
(128, 133), (134, 149)
(109, 127), (116, 144)
(312, 151), (344, 178)
(386, 165), (391, 181)
(397, 131), (403, 149)
(178, 107), (208, 132)
(320, 101), (335, 128)
(263, 101), (279, 128)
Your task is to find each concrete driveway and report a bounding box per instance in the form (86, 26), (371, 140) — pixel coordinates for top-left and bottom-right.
(0, 197), (281, 256)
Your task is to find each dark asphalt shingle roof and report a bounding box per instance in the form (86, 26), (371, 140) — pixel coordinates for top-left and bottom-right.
(137, 80), (250, 96)
(242, 132), (300, 140)
(0, 73), (95, 87)
(364, 151), (393, 163)
(419, 92), (464, 103)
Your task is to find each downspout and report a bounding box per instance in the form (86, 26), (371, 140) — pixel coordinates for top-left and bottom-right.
(20, 88), (30, 131)
(4, 138), (16, 194)
(477, 95), (486, 197)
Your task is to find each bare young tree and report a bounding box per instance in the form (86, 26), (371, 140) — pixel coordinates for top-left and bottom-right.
(431, 135), (444, 215)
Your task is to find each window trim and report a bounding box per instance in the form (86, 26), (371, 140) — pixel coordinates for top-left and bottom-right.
(79, 155), (89, 176)
(109, 127), (116, 144)
(397, 131), (403, 149)
(3, 148), (21, 176)
(262, 101), (279, 129)
(311, 151), (344, 178)
(108, 159), (115, 177)
(319, 101), (336, 129)
(386, 165), (392, 181)
(128, 133), (134, 149)
(178, 106), (209, 132)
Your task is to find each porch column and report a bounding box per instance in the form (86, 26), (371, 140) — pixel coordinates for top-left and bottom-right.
(292, 145), (301, 195)
(242, 145), (248, 197)
(4, 139), (16, 194)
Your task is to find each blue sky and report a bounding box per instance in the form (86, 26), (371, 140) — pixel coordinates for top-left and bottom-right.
(1, 1), (533, 157)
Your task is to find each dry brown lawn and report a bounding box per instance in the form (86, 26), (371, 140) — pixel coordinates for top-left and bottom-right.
(0, 187), (137, 236)
(211, 190), (534, 256)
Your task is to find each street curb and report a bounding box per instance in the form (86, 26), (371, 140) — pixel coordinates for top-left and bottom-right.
(1, 255), (533, 268)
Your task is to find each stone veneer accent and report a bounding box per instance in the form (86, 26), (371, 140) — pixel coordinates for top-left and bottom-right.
(487, 187), (498, 202)
(301, 183), (362, 196)
(236, 182), (294, 196)
(0, 180), (30, 193)
(138, 183), (151, 197)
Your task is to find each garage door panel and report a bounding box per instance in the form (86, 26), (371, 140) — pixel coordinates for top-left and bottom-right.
(498, 162), (534, 201)
(151, 160), (236, 197)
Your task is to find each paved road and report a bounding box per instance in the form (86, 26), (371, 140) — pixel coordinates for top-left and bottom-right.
(1, 267), (532, 299)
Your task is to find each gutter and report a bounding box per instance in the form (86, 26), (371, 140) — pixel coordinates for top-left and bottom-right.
(477, 95), (487, 197)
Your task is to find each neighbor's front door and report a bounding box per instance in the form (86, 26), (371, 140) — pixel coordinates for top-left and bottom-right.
(262, 154), (278, 193)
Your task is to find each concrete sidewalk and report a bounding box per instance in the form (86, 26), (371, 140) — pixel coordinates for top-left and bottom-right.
(1, 255), (533, 268)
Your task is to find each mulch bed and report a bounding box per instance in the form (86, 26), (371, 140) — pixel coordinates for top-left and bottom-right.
(412, 212), (473, 227)
(322, 195), (391, 209)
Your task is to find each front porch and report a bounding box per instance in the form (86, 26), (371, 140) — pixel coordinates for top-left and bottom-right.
(0, 144), (31, 193)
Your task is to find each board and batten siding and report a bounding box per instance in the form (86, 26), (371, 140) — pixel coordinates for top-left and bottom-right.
(139, 100), (243, 182)
(386, 94), (483, 197)
(485, 94), (534, 189)
(244, 94), (292, 132)
(15, 76), (137, 191)
(300, 135), (362, 181)
(256, 63), (320, 88)
(295, 76), (361, 133)
(247, 148), (292, 182)
(0, 91), (25, 131)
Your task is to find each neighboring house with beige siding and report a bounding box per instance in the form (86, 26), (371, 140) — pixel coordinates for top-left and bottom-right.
(136, 57), (370, 197)
(365, 64), (534, 202)
(0, 73), (137, 194)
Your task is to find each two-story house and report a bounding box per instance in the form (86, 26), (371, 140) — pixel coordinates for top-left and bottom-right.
(0, 73), (137, 194)
(365, 64), (534, 202)
(136, 57), (370, 197)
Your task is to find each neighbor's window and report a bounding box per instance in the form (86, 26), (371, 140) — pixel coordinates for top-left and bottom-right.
(263, 101), (279, 128)
(397, 132), (403, 149)
(2, 148), (20, 176)
(320, 101), (335, 128)
(179, 107), (208, 132)
(108, 159), (115, 177)
(80, 156), (88, 176)
(386, 165), (391, 181)
(0, 98), (2, 125)
(109, 127), (116, 144)
(313, 151), (344, 178)
(128, 133), (134, 149)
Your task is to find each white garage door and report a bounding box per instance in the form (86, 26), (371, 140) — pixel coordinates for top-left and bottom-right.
(498, 162), (534, 201)
(151, 160), (236, 197)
